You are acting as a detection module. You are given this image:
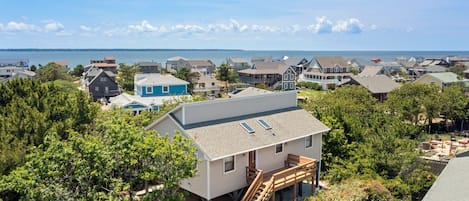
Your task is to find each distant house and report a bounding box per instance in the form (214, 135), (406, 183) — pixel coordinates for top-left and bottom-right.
(238, 61), (296, 91)
(422, 157), (469, 201)
(110, 73), (190, 112)
(414, 72), (460, 90)
(419, 58), (450, 67)
(186, 60), (216, 76)
(228, 87), (272, 98)
(166, 56), (188, 71)
(146, 91), (329, 201)
(193, 75), (221, 97)
(136, 62), (162, 73)
(358, 66), (385, 77)
(82, 67), (120, 101)
(226, 57), (250, 71)
(134, 73), (189, 97)
(346, 75), (400, 102)
(283, 57), (310, 75)
(408, 65), (448, 79)
(300, 56), (352, 89)
(251, 56), (272, 63)
(52, 61), (69, 68)
(86, 56), (118, 74)
(446, 56), (469, 67)
(0, 59), (29, 78)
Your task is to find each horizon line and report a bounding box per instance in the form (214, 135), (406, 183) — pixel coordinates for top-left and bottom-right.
(1, 48), (469, 52)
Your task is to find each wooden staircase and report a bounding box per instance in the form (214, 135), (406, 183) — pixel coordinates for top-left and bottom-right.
(241, 154), (317, 201)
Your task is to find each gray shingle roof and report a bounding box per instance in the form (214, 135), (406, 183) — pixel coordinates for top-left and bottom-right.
(238, 61), (291, 75)
(423, 157), (469, 201)
(283, 57), (308, 67)
(137, 62), (162, 67)
(427, 72), (459, 83)
(359, 66), (384, 76)
(315, 56), (349, 68)
(351, 75), (400, 94)
(134, 73), (189, 86)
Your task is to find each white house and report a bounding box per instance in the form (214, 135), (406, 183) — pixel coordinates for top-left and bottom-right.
(146, 91), (330, 200)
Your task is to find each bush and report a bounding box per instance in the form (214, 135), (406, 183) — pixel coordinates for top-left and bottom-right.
(297, 82), (322, 90)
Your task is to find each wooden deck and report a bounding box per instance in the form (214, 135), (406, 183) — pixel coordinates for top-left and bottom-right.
(241, 154), (317, 201)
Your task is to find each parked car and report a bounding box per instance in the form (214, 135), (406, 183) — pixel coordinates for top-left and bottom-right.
(451, 135), (457, 141)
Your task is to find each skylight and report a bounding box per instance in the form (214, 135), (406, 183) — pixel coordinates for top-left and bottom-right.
(240, 122), (255, 134)
(257, 119), (272, 130)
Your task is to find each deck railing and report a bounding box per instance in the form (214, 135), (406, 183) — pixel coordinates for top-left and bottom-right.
(242, 167), (264, 201)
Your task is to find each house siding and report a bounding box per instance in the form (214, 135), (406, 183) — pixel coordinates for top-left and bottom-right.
(208, 133), (322, 199)
(140, 84), (187, 97)
(88, 73), (120, 101)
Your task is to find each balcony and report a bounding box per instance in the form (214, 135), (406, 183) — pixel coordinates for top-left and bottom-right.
(242, 154), (317, 201)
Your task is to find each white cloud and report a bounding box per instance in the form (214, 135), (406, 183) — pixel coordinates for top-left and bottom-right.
(44, 20), (65, 32)
(5, 21), (39, 32)
(332, 18), (363, 33)
(80, 25), (92, 31)
(128, 20), (159, 32)
(308, 16), (333, 34)
(370, 24), (378, 30)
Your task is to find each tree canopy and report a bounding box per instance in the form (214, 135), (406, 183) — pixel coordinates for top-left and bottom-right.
(36, 62), (73, 82)
(117, 63), (137, 92)
(216, 64), (238, 92)
(173, 68), (200, 94)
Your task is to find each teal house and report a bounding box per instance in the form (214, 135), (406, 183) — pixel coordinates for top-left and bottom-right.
(110, 73), (190, 112)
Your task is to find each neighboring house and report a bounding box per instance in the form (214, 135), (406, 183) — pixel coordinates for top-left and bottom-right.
(446, 56), (469, 67)
(283, 57), (310, 75)
(86, 56), (118, 74)
(52, 61), (69, 68)
(165, 56), (188, 71)
(12, 70), (36, 79)
(422, 157), (469, 201)
(238, 61), (296, 91)
(251, 56), (272, 63)
(110, 73), (190, 112)
(193, 75), (221, 97)
(419, 58), (450, 67)
(186, 60), (216, 75)
(228, 87), (272, 98)
(346, 75), (400, 102)
(414, 72), (460, 90)
(0, 59), (29, 77)
(358, 66), (385, 77)
(82, 67), (120, 101)
(408, 65), (448, 79)
(136, 62), (162, 73)
(226, 57), (250, 71)
(463, 69), (469, 79)
(299, 56), (352, 89)
(134, 73), (189, 97)
(145, 91), (330, 201)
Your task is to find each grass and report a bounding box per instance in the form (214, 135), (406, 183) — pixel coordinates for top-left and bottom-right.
(298, 89), (326, 100)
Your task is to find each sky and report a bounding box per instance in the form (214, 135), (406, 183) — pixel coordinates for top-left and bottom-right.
(0, 0), (468, 50)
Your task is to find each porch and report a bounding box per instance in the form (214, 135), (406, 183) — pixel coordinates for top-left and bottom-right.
(241, 154), (317, 201)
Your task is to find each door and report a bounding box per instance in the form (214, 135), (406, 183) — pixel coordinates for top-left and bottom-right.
(248, 150), (256, 169)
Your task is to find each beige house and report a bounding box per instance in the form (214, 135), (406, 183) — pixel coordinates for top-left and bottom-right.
(414, 72), (460, 90)
(299, 56), (353, 89)
(193, 75), (221, 97)
(146, 91), (329, 200)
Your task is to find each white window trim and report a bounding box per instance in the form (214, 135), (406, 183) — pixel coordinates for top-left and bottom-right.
(146, 86), (153, 94)
(275, 143), (284, 155)
(162, 85), (169, 93)
(305, 135), (313, 149)
(223, 155), (236, 174)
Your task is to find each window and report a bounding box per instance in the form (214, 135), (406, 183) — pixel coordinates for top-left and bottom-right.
(199, 83), (205, 88)
(240, 122), (255, 134)
(105, 87), (109, 94)
(224, 156), (235, 173)
(275, 143), (283, 154)
(290, 82), (294, 89)
(163, 85), (169, 93)
(95, 86), (99, 91)
(305, 135), (313, 148)
(283, 83), (288, 89)
(100, 77), (107, 82)
(257, 119), (272, 130)
(146, 86), (153, 94)
(283, 74), (288, 80)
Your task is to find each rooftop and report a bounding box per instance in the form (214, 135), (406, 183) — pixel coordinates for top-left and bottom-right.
(423, 157), (469, 201)
(187, 60), (214, 67)
(351, 75), (400, 94)
(238, 61), (290, 75)
(229, 87), (273, 98)
(425, 72), (459, 83)
(315, 56), (349, 68)
(134, 73), (189, 86)
(167, 56), (187, 61)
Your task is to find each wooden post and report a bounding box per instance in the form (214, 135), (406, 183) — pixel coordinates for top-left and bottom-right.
(272, 191), (275, 201)
(311, 175), (315, 195)
(292, 183), (297, 201)
(299, 182), (303, 197)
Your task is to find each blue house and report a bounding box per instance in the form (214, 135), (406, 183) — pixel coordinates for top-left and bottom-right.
(134, 73), (189, 97)
(110, 73), (190, 112)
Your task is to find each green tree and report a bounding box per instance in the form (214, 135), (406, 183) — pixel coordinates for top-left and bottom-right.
(36, 62), (73, 82)
(216, 64), (238, 93)
(117, 63), (137, 92)
(174, 68), (200, 94)
(448, 64), (465, 79)
(71, 64), (85, 77)
(29, 64), (37, 71)
(440, 85), (468, 129)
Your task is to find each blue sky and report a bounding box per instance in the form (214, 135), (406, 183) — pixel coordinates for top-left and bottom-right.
(0, 0), (468, 50)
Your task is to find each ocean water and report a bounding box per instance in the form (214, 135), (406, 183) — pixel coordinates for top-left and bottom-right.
(0, 49), (468, 68)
